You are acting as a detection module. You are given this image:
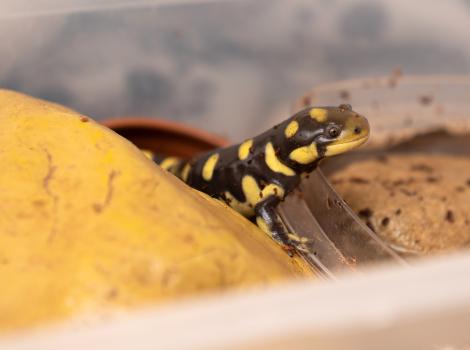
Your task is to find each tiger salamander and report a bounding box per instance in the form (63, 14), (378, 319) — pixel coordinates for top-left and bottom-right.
(150, 104), (370, 253)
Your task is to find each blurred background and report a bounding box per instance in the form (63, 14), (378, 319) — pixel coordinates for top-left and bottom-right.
(1, 0), (470, 140)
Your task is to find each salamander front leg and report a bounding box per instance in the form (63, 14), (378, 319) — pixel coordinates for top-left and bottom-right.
(255, 196), (307, 256)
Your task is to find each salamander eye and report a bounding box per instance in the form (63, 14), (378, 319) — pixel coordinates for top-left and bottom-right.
(327, 125), (342, 138)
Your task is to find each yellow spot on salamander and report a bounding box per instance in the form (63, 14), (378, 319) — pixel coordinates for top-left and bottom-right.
(256, 216), (271, 235)
(238, 139), (253, 160)
(284, 120), (299, 138)
(289, 143), (318, 164)
(142, 150), (154, 160)
(242, 175), (261, 206)
(309, 108), (328, 122)
(265, 142), (295, 176)
(181, 164), (191, 182)
(287, 233), (309, 243)
(225, 191), (254, 217)
(242, 175), (285, 207)
(159, 157), (179, 171)
(262, 183), (285, 199)
(202, 153), (219, 181)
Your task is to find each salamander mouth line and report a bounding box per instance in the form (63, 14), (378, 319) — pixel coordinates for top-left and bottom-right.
(326, 135), (369, 152)
(338, 135), (369, 145)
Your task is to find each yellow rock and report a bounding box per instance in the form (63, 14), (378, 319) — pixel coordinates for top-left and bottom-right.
(0, 90), (313, 332)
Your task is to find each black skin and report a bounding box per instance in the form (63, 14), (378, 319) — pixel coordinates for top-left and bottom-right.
(154, 104), (365, 254)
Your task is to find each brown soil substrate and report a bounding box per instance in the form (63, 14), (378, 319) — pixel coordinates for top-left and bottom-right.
(329, 153), (470, 255)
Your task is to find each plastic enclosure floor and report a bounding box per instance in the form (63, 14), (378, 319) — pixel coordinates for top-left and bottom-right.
(1, 251), (470, 350)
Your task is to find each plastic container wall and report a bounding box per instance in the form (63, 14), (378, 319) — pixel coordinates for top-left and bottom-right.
(2, 0), (470, 140)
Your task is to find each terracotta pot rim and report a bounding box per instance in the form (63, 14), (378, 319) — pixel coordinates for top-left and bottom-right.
(101, 116), (229, 147)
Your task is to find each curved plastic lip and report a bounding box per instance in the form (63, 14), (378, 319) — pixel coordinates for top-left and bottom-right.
(278, 168), (407, 278)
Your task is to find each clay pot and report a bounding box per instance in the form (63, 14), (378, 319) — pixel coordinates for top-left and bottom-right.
(101, 117), (229, 158)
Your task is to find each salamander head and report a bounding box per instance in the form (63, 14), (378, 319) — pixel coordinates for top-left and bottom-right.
(283, 104), (370, 166)
(316, 104), (370, 156)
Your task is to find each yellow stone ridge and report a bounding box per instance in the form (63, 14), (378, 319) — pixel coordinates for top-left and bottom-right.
(0, 90), (313, 332)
